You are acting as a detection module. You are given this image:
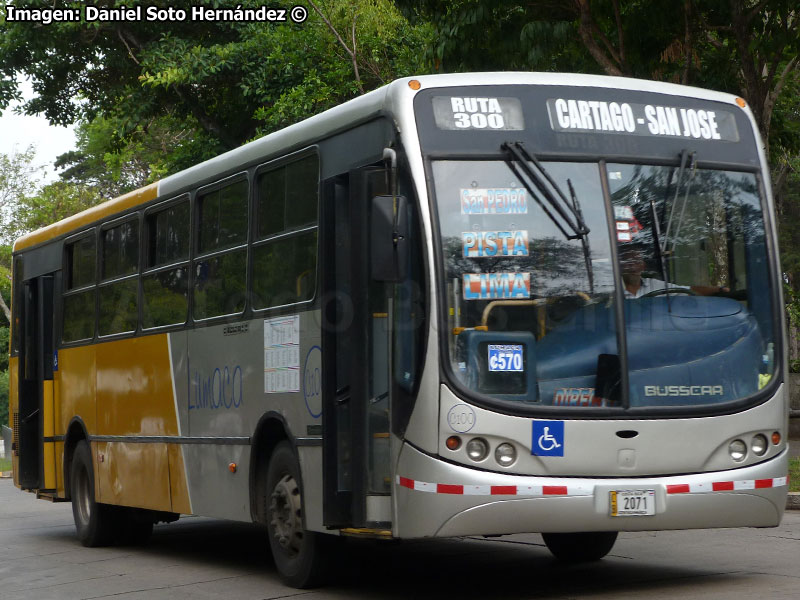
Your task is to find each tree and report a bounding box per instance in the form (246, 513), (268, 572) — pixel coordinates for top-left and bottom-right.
(0, 147), (42, 243)
(1, 0), (433, 177)
(400, 1), (799, 150)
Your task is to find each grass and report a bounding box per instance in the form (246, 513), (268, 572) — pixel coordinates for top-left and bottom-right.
(790, 457), (800, 493)
(0, 457), (10, 473)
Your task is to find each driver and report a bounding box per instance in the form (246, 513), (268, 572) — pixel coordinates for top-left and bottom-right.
(619, 245), (728, 299)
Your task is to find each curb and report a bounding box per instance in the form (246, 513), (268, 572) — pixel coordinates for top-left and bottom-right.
(788, 492), (800, 511)
(0, 472), (11, 479)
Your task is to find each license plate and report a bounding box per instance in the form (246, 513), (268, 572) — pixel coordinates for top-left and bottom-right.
(610, 489), (655, 517)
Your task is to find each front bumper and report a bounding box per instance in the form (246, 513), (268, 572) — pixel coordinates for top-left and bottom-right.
(394, 443), (788, 538)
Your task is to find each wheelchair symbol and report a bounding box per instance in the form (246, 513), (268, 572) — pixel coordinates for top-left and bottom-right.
(537, 426), (562, 451)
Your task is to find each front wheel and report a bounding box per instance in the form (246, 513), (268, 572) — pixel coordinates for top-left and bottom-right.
(70, 441), (118, 547)
(542, 531), (618, 562)
(265, 442), (330, 588)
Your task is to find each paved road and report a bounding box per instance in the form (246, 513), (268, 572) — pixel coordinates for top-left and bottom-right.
(1, 478), (798, 600)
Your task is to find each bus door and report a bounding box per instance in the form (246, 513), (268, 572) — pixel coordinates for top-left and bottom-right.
(322, 166), (392, 529)
(17, 274), (56, 491)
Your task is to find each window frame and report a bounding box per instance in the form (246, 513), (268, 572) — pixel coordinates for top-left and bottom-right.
(61, 229), (98, 344)
(141, 194), (192, 331)
(98, 214), (142, 338)
(192, 172), (250, 323)
(251, 149), (320, 314)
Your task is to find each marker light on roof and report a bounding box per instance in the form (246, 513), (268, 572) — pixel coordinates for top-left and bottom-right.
(408, 80), (421, 90)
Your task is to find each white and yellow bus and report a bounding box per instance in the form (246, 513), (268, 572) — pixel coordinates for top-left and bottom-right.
(10, 73), (789, 587)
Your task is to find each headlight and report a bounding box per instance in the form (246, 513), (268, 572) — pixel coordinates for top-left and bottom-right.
(466, 438), (489, 461)
(729, 439), (747, 462)
(495, 443), (517, 467)
(751, 434), (768, 456)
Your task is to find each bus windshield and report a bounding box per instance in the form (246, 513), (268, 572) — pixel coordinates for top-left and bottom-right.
(433, 158), (776, 411)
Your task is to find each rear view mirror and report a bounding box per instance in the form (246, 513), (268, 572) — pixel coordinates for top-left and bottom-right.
(371, 195), (408, 282)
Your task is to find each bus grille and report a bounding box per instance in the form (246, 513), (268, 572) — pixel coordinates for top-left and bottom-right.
(12, 412), (18, 456)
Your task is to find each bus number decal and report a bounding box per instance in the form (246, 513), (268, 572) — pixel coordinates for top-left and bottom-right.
(463, 230), (529, 257)
(447, 403), (476, 433)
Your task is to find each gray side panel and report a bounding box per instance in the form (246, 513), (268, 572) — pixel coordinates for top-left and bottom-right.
(318, 119), (395, 178)
(171, 311), (322, 521)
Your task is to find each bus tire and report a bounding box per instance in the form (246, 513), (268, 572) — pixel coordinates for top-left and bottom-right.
(265, 442), (329, 588)
(70, 441), (118, 547)
(542, 531), (618, 562)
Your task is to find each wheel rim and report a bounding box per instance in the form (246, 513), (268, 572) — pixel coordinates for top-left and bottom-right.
(74, 463), (91, 526)
(269, 473), (303, 557)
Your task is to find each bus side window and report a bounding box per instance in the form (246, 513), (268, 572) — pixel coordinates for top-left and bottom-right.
(252, 154), (319, 310)
(142, 199), (190, 329)
(99, 219), (139, 336)
(63, 234), (96, 343)
(193, 177), (248, 319)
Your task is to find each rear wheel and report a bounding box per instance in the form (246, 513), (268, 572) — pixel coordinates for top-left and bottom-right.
(542, 531), (618, 562)
(265, 442), (330, 588)
(70, 441), (118, 547)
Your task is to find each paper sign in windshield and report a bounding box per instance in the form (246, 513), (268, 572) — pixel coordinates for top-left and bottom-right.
(463, 230), (529, 257)
(463, 272), (530, 300)
(488, 344), (524, 372)
(461, 188), (527, 215)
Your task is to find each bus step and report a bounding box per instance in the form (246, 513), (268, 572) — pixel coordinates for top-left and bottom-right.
(35, 490), (66, 502)
(339, 527), (393, 539)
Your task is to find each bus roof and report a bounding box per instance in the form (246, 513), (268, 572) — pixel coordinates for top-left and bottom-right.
(13, 72), (748, 253)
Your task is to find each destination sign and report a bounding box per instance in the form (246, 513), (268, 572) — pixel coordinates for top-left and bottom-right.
(461, 188), (527, 215)
(433, 96), (524, 130)
(463, 272), (531, 300)
(463, 230), (529, 258)
(546, 98), (739, 142)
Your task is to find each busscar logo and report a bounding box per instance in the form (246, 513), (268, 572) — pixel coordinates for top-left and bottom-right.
(644, 385), (724, 397)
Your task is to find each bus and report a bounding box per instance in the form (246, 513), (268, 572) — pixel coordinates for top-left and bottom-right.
(9, 72), (789, 587)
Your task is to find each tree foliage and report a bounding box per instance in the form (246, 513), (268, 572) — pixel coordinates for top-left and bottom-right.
(1, 0), (433, 192)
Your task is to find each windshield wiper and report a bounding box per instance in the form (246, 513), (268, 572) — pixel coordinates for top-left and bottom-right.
(663, 149), (697, 257)
(502, 141), (594, 293)
(651, 149), (697, 309)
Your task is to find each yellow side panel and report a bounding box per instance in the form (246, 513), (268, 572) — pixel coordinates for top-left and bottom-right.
(96, 335), (178, 436)
(8, 357), (18, 487)
(58, 345), (97, 436)
(8, 356), (18, 418)
(168, 444), (192, 514)
(55, 441), (65, 495)
(97, 442), (171, 511)
(42, 380), (56, 490)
